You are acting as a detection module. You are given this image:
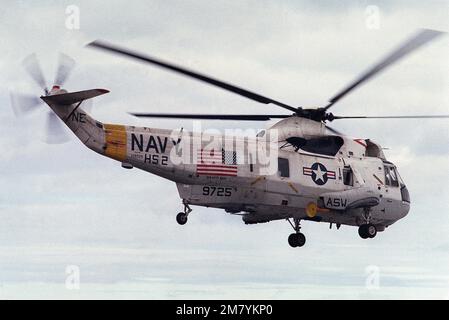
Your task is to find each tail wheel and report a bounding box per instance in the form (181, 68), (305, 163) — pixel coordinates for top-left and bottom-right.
(176, 212), (188, 225)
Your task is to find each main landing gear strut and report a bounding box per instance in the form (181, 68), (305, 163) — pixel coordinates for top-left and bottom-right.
(358, 208), (377, 239)
(287, 218), (306, 248)
(176, 200), (192, 225)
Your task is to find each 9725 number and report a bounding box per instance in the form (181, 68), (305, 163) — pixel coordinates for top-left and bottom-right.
(202, 186), (232, 197)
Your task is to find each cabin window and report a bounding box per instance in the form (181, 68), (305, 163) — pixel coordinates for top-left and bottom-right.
(278, 158), (290, 178)
(249, 154), (254, 172)
(384, 165), (399, 187)
(343, 166), (353, 186)
(285, 136), (344, 156)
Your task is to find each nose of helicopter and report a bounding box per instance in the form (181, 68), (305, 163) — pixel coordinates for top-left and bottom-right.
(397, 183), (411, 219)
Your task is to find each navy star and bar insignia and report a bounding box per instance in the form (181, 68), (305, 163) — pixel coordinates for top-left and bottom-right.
(303, 162), (336, 185)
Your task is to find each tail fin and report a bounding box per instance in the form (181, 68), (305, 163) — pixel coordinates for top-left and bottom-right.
(41, 89), (109, 105)
(40, 88), (110, 148)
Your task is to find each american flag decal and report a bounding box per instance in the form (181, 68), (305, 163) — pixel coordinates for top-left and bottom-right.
(196, 149), (237, 177)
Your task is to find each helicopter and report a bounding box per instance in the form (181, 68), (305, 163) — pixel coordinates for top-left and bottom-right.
(10, 29), (448, 248)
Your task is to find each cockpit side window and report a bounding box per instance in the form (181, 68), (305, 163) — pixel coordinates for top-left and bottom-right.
(384, 165), (399, 187)
(343, 165), (353, 186)
(384, 166), (391, 186)
(389, 167), (399, 187)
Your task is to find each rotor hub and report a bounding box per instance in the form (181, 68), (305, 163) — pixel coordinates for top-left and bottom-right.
(295, 108), (335, 123)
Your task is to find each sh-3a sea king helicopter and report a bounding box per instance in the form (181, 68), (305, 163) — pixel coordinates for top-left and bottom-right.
(11, 29), (448, 248)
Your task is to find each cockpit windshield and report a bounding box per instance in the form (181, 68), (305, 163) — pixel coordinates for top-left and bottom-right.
(383, 162), (410, 202)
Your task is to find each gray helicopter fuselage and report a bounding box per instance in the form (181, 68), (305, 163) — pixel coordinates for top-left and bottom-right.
(45, 97), (410, 232)
(33, 28), (442, 245)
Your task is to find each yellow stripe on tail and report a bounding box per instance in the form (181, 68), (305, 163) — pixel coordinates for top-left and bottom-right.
(104, 124), (127, 161)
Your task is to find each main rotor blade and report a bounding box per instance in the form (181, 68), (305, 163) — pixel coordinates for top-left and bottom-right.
(54, 53), (76, 86)
(87, 40), (298, 113)
(129, 113), (291, 121)
(325, 29), (445, 110)
(325, 125), (344, 135)
(22, 53), (48, 92)
(334, 115), (449, 119)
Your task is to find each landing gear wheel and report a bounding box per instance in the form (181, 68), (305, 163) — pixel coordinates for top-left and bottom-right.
(176, 200), (192, 225)
(286, 218), (307, 248)
(288, 233), (306, 248)
(288, 234), (298, 247)
(176, 212), (188, 225)
(358, 224), (377, 239)
(358, 225), (369, 239)
(367, 224), (377, 238)
(296, 233), (306, 247)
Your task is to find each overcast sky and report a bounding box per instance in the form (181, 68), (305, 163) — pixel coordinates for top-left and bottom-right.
(0, 0), (448, 299)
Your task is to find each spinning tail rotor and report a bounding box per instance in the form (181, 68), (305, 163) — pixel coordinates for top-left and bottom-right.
(10, 53), (76, 143)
